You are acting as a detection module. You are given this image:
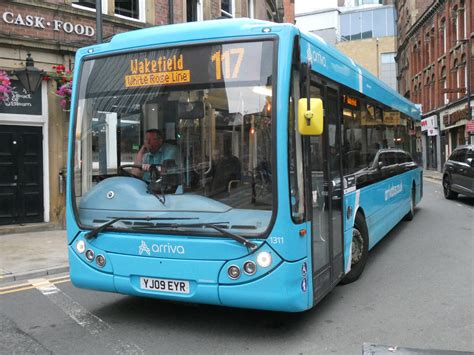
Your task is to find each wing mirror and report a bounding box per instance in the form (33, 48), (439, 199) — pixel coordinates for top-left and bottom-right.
(298, 98), (324, 135)
(467, 157), (474, 167)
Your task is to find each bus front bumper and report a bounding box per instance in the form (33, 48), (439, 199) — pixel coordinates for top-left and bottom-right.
(68, 247), (311, 312)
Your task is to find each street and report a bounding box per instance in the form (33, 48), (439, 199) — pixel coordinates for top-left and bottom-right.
(1, 178), (473, 354)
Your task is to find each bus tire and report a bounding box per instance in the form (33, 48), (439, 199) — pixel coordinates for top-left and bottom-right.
(340, 213), (368, 285)
(404, 186), (415, 221)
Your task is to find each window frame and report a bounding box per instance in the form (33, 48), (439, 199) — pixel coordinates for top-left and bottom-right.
(221, 0), (236, 18)
(72, 0), (108, 14)
(114, 0), (146, 23)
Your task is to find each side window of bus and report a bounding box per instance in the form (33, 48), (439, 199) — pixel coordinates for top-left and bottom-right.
(341, 93), (362, 175)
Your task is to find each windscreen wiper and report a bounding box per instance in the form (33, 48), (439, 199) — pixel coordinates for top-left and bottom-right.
(84, 216), (198, 240)
(136, 222), (258, 251)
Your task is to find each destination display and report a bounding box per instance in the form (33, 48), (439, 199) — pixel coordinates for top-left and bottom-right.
(84, 41), (273, 96)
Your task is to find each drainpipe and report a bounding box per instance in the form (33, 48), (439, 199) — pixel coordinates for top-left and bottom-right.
(96, 0), (102, 43)
(467, 36), (472, 142)
(168, 0), (174, 24)
(376, 37), (380, 78)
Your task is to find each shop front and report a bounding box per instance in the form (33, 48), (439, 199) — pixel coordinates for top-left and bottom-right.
(0, 1), (147, 227)
(441, 104), (470, 159)
(421, 114), (441, 171)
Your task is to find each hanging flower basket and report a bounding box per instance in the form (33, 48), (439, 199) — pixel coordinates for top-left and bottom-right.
(0, 70), (12, 103)
(57, 81), (72, 111)
(47, 64), (73, 111)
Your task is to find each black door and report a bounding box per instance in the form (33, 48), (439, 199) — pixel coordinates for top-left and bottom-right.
(0, 125), (43, 225)
(304, 79), (344, 303)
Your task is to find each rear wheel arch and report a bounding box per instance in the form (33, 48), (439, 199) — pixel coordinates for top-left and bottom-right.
(355, 207), (366, 223)
(341, 211), (369, 285)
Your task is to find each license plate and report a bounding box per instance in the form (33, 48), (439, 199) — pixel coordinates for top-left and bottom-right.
(140, 277), (190, 294)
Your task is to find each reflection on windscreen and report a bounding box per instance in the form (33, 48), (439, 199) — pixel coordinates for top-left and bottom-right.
(74, 41), (274, 234)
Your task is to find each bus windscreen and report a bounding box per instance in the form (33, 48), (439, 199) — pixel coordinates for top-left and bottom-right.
(73, 40), (275, 236)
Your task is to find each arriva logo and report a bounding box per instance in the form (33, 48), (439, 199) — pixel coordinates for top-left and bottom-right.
(384, 183), (403, 201)
(138, 240), (185, 255)
(306, 46), (327, 68)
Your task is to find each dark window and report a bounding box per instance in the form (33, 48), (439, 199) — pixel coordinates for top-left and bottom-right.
(384, 152), (397, 166)
(72, 0), (96, 10)
(450, 149), (467, 162)
(466, 150), (474, 161)
(115, 0), (140, 19)
(221, 0), (232, 17)
(395, 152), (405, 163)
(404, 152), (414, 163)
(187, 0), (198, 22)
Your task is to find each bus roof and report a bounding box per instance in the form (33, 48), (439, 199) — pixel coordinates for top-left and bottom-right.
(110, 18), (281, 46)
(78, 18), (420, 120)
(299, 30), (420, 120)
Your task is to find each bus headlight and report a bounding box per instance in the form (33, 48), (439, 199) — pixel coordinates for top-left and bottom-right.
(256, 251), (272, 268)
(243, 261), (257, 275)
(85, 249), (94, 261)
(227, 265), (241, 279)
(96, 254), (106, 267)
(76, 240), (86, 254)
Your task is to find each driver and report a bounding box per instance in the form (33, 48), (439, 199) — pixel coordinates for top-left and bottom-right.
(133, 129), (178, 181)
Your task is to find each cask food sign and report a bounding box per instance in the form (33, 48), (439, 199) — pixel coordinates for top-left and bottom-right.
(1, 10), (95, 38)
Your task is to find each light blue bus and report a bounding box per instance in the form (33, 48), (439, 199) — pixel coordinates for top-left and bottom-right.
(67, 19), (422, 312)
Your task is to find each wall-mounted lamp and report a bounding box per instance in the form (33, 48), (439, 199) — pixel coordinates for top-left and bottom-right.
(14, 53), (45, 93)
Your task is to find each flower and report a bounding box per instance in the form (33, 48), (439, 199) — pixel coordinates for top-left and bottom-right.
(0, 70), (12, 103)
(57, 81), (72, 109)
(50, 64), (73, 110)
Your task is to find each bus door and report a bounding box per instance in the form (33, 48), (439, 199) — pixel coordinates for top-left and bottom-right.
(304, 77), (344, 303)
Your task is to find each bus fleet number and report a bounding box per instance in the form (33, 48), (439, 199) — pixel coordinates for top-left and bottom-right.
(269, 236), (284, 244)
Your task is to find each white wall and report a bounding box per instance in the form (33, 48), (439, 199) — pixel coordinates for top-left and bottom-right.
(295, 0), (338, 15)
(295, 10), (339, 33)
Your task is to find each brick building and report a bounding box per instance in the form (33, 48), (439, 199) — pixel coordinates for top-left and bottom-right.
(396, 0), (473, 171)
(0, 0), (294, 228)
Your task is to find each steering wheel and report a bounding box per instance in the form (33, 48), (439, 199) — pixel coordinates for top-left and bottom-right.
(149, 164), (162, 182)
(118, 164), (144, 179)
(193, 161), (211, 175)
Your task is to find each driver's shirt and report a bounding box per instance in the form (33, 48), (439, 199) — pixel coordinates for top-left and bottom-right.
(142, 143), (178, 181)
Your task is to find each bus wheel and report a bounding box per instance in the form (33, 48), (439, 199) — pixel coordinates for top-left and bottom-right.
(404, 186), (415, 221)
(340, 213), (368, 285)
